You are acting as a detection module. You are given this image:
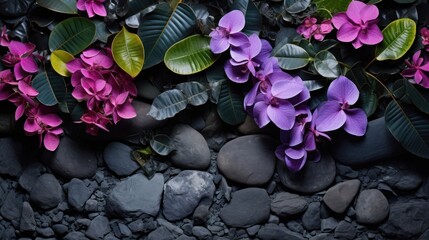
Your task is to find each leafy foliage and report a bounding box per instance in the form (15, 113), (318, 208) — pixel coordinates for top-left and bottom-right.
(112, 27), (145, 78)
(36, 0), (77, 14)
(232, 0), (261, 35)
(50, 50), (75, 77)
(150, 134), (174, 156)
(217, 81), (246, 125)
(32, 66), (67, 106)
(273, 43), (311, 70)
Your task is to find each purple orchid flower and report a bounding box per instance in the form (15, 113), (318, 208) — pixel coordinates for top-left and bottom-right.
(332, 1), (383, 49)
(313, 19), (334, 41)
(421, 27), (429, 46)
(209, 10), (248, 54)
(104, 92), (137, 124)
(315, 76), (367, 136)
(2, 40), (38, 80)
(8, 76), (38, 120)
(77, 0), (107, 18)
(401, 50), (429, 88)
(297, 17), (318, 39)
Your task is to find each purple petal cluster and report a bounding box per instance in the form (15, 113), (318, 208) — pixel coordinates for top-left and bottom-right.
(401, 50), (429, 88)
(332, 1), (383, 49)
(77, 0), (107, 18)
(67, 48), (137, 136)
(297, 17), (333, 41)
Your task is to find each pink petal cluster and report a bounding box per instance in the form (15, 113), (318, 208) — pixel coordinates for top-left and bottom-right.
(332, 1), (383, 49)
(77, 0), (107, 18)
(67, 48), (137, 136)
(297, 17), (333, 41)
(401, 50), (429, 88)
(2, 40), (38, 80)
(420, 27), (429, 52)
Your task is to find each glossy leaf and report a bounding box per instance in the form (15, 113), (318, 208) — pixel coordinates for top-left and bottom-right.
(36, 0), (77, 14)
(49, 17), (96, 55)
(126, 0), (156, 17)
(32, 66), (67, 106)
(150, 134), (174, 156)
(50, 50), (74, 77)
(313, 0), (351, 18)
(273, 43), (311, 70)
(376, 18), (416, 61)
(112, 27), (145, 78)
(164, 35), (219, 75)
(176, 81), (209, 106)
(385, 100), (429, 159)
(138, 3), (196, 69)
(217, 81), (246, 125)
(345, 68), (377, 116)
(147, 89), (187, 120)
(404, 80), (429, 114)
(206, 64), (227, 103)
(232, 0), (261, 35)
(314, 50), (340, 78)
(94, 20), (111, 43)
(284, 0), (311, 13)
(58, 92), (79, 114)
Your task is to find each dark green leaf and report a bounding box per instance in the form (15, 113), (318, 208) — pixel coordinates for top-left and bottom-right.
(126, 0), (156, 17)
(273, 43), (311, 70)
(36, 0), (77, 14)
(404, 80), (429, 114)
(32, 66), (67, 106)
(94, 20), (111, 43)
(206, 64), (227, 103)
(147, 89), (187, 120)
(385, 100), (429, 159)
(138, 3), (196, 69)
(150, 134), (174, 156)
(358, 90), (378, 117)
(314, 50), (340, 78)
(313, 0), (351, 18)
(217, 81), (246, 125)
(232, 0), (261, 35)
(176, 81), (209, 106)
(284, 0), (311, 13)
(58, 92), (78, 114)
(275, 27), (301, 46)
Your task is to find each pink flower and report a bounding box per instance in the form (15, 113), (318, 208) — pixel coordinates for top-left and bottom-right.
(72, 74), (112, 110)
(8, 76), (38, 120)
(332, 1), (383, 49)
(297, 17), (318, 39)
(0, 69), (15, 100)
(79, 110), (110, 136)
(313, 20), (333, 41)
(77, 0), (107, 18)
(0, 26), (10, 47)
(401, 50), (429, 88)
(104, 92), (137, 124)
(2, 40), (38, 80)
(421, 27), (429, 46)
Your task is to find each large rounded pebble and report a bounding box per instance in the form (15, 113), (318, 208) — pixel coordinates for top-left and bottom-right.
(43, 136), (97, 179)
(20, 202), (36, 232)
(19, 163), (46, 192)
(302, 202), (321, 231)
(64, 231), (86, 240)
(220, 188), (270, 227)
(170, 124), (210, 170)
(334, 220), (356, 240)
(30, 173), (63, 210)
(257, 223), (305, 240)
(107, 173), (164, 217)
(271, 192), (308, 217)
(218, 135), (275, 186)
(323, 179), (360, 214)
(103, 142), (140, 176)
(0, 138), (23, 178)
(85, 215), (111, 240)
(147, 227), (176, 240)
(0, 191), (23, 221)
(355, 189), (389, 225)
(68, 178), (93, 212)
(163, 171), (215, 221)
(278, 153), (336, 194)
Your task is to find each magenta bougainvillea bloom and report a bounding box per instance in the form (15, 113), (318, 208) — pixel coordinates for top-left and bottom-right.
(332, 1), (383, 49)
(77, 0), (107, 18)
(104, 92), (136, 124)
(313, 19), (334, 41)
(79, 110), (110, 136)
(315, 76), (367, 136)
(72, 75), (112, 110)
(421, 27), (429, 46)
(0, 69), (16, 100)
(297, 17), (318, 39)
(401, 50), (429, 88)
(0, 26), (10, 47)
(2, 40), (38, 80)
(209, 10), (248, 54)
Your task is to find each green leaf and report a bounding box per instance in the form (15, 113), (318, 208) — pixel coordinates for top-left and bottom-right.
(50, 50), (74, 77)
(112, 27), (145, 78)
(314, 50), (340, 78)
(138, 3), (196, 69)
(385, 100), (429, 159)
(147, 89), (187, 120)
(206, 64), (227, 103)
(284, 0), (311, 13)
(164, 35), (219, 75)
(94, 20), (111, 43)
(217, 81), (246, 125)
(232, 0), (261, 35)
(150, 134), (174, 156)
(32, 66), (67, 106)
(36, 0), (77, 14)
(404, 80), (429, 114)
(345, 68), (378, 116)
(127, 0), (156, 17)
(313, 0), (351, 18)
(58, 91), (79, 114)
(176, 81), (208, 106)
(273, 43), (311, 70)
(376, 18), (416, 61)
(358, 90), (378, 117)
(49, 17), (96, 55)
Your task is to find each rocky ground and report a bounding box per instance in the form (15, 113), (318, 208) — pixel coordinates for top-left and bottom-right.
(1, 103), (429, 240)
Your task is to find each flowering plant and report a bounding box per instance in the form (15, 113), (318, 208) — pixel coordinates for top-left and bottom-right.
(0, 0), (429, 171)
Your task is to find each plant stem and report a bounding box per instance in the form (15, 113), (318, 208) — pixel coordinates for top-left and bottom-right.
(366, 72), (395, 99)
(364, 58), (377, 70)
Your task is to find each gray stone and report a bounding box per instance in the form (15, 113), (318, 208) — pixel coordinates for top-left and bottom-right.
(309, 233), (335, 240)
(193, 198), (211, 224)
(355, 189), (389, 225)
(286, 220), (304, 233)
(163, 170), (215, 221)
(257, 224), (305, 240)
(0, 138), (23, 178)
(336, 164), (359, 179)
(334, 221), (356, 240)
(278, 153), (336, 194)
(321, 217), (338, 232)
(217, 135), (275, 186)
(147, 227), (175, 240)
(271, 192), (307, 217)
(68, 178), (93, 211)
(380, 201), (429, 239)
(52, 224), (68, 236)
(220, 188), (270, 228)
(170, 124), (211, 170)
(64, 231), (88, 240)
(246, 225), (261, 237)
(383, 164), (424, 191)
(177, 235), (197, 240)
(136, 78), (161, 100)
(157, 218), (184, 235)
(30, 173), (63, 210)
(192, 226), (212, 240)
(20, 202), (35, 232)
(302, 202), (321, 231)
(323, 179), (360, 214)
(103, 142), (140, 176)
(107, 173), (164, 217)
(85, 215), (111, 240)
(0, 191), (23, 221)
(37, 227), (55, 237)
(111, 222), (132, 238)
(18, 162), (46, 192)
(418, 228), (429, 240)
(43, 136), (97, 179)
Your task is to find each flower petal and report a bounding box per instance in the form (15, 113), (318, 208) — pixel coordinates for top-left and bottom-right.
(20, 57), (38, 73)
(360, 3), (379, 22)
(219, 10), (245, 33)
(9, 40), (35, 56)
(285, 146), (306, 159)
(244, 82), (260, 107)
(271, 80), (303, 99)
(267, 101), (295, 130)
(44, 132), (61, 151)
(253, 101), (270, 128)
(229, 32), (249, 47)
(346, 0), (367, 25)
(284, 152), (307, 172)
(92, 2), (107, 17)
(343, 108), (367, 136)
(210, 37), (230, 54)
(24, 118), (41, 133)
(117, 103), (137, 119)
(40, 113), (63, 127)
(327, 76), (359, 105)
(332, 13), (349, 29)
(224, 60), (249, 83)
(337, 22), (360, 43)
(315, 101), (347, 132)
(358, 24), (383, 45)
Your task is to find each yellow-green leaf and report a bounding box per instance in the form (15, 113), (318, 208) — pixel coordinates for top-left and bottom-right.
(50, 50), (74, 77)
(112, 27), (145, 78)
